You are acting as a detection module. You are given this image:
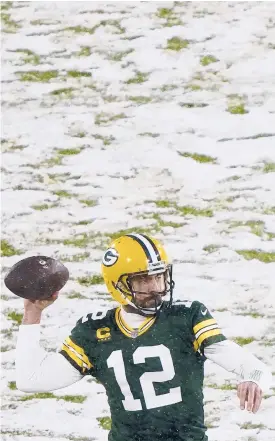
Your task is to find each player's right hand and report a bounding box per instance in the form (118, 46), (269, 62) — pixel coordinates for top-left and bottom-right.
(22, 292), (59, 324)
(24, 292), (59, 311)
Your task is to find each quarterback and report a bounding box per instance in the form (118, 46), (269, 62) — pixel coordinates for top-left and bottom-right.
(16, 233), (272, 441)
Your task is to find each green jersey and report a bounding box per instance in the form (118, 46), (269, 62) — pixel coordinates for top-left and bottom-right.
(60, 300), (226, 441)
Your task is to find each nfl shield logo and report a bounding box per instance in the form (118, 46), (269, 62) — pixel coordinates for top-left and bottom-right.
(131, 329), (139, 339)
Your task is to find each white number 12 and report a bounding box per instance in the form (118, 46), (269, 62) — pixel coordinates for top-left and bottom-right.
(107, 344), (182, 411)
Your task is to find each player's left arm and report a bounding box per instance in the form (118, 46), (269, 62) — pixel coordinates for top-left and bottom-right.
(191, 301), (273, 413)
(205, 339), (272, 413)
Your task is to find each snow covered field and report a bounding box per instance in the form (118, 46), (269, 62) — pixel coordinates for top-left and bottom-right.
(1, 1), (275, 440)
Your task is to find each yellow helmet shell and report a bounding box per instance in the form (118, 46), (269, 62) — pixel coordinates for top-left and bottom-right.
(101, 233), (169, 305)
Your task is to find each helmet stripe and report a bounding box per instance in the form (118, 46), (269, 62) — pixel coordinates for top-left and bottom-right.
(139, 233), (161, 261)
(126, 233), (160, 263)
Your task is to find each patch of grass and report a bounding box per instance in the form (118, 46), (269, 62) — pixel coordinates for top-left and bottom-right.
(100, 19), (125, 34)
(166, 37), (189, 51)
(154, 200), (174, 208)
(67, 292), (88, 299)
(92, 134), (115, 145)
(227, 103), (248, 114)
(64, 25), (98, 34)
(236, 250), (275, 263)
(267, 231), (275, 240)
(77, 46), (91, 57)
(67, 70), (92, 78)
(79, 199), (97, 207)
(7, 311), (23, 325)
(160, 84), (178, 92)
(263, 206), (275, 214)
(186, 83), (202, 91)
(95, 112), (126, 125)
(78, 275), (104, 286)
(1, 139), (27, 151)
(236, 133), (275, 141)
(76, 220), (92, 225)
(109, 49), (134, 62)
(1, 328), (13, 339)
(203, 244), (222, 253)
(236, 311), (264, 318)
(126, 71), (149, 84)
(61, 252), (90, 262)
(205, 420), (220, 429)
(194, 9), (215, 18)
(8, 381), (17, 390)
(229, 220), (265, 237)
(206, 382), (235, 390)
(151, 213), (185, 229)
(63, 228), (153, 249)
(122, 35), (143, 41)
(128, 96), (152, 105)
(30, 19), (61, 25)
(233, 337), (255, 346)
(179, 102), (208, 108)
(1, 2), (13, 11)
(50, 87), (76, 98)
(139, 132), (160, 138)
(177, 205), (213, 217)
(20, 393), (86, 403)
(46, 172), (70, 182)
(1, 345), (12, 352)
(1, 240), (22, 257)
(178, 152), (217, 163)
(61, 395), (87, 403)
(263, 162), (275, 173)
(63, 234), (93, 248)
(10, 49), (41, 65)
(1, 12), (21, 32)
(16, 70), (59, 82)
(200, 55), (219, 66)
(57, 148), (81, 155)
(31, 203), (57, 211)
(157, 8), (174, 19)
(102, 94), (121, 103)
(259, 339), (275, 347)
(71, 131), (87, 138)
(156, 8), (183, 27)
(97, 416), (112, 431)
(227, 95), (248, 114)
(225, 175), (241, 182)
(30, 155), (63, 168)
(53, 190), (74, 198)
(41, 156), (63, 167)
(239, 422), (265, 430)
(116, 227), (153, 238)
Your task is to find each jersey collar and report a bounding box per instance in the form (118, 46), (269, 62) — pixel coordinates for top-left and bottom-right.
(115, 307), (156, 339)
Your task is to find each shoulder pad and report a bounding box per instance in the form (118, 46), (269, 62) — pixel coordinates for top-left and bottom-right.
(173, 299), (194, 308)
(78, 308), (111, 325)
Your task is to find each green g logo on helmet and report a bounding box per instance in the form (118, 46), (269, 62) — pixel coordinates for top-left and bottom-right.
(102, 248), (119, 267)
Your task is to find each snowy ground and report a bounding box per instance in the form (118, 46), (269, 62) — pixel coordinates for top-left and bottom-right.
(1, 1), (275, 441)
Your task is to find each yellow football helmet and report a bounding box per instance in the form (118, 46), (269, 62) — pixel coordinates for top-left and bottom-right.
(101, 233), (174, 314)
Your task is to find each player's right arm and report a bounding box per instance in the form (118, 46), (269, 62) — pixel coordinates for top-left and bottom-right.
(16, 296), (83, 392)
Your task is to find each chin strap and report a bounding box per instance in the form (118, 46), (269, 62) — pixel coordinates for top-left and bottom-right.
(126, 297), (161, 316)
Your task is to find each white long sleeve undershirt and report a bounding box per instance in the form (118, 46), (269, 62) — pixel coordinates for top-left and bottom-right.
(16, 313), (272, 394)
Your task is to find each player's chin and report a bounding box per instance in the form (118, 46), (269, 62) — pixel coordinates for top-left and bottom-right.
(142, 298), (163, 308)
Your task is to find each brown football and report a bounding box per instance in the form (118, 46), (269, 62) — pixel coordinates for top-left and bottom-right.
(4, 256), (69, 300)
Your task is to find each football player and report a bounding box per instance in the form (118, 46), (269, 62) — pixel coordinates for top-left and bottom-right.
(16, 233), (272, 441)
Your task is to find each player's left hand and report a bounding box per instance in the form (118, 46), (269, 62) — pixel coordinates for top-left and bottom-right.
(237, 381), (263, 413)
